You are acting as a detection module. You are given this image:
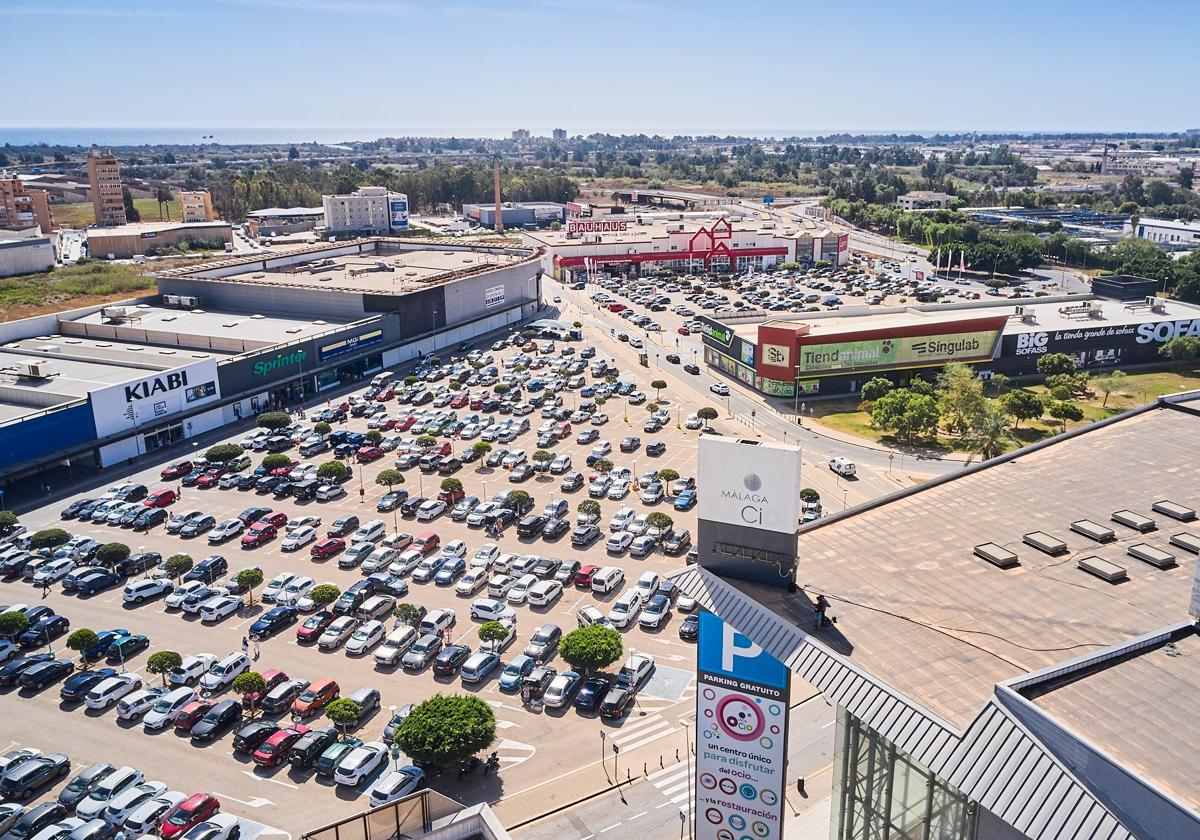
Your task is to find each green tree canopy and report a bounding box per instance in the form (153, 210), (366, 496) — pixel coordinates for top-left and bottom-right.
(317, 461), (351, 483)
(325, 697), (362, 734)
(968, 403), (1011, 461)
(935, 363), (985, 437)
(415, 434), (437, 448)
(0, 512), (18, 536)
(1036, 353), (1077, 378)
(146, 650), (182, 684)
(478, 621), (510, 645)
(65, 629), (98, 665)
(657, 468), (679, 483)
(1000, 391), (1044, 428)
(532, 449), (553, 464)
(307, 583), (340, 607)
(559, 625), (623, 673)
(376, 469), (404, 489)
(94, 543), (130, 568)
(260, 454), (292, 472)
(162, 554), (194, 580)
(697, 407), (718, 426)
(577, 499), (601, 517)
(0, 611), (29, 639)
(232, 671), (268, 711)
(393, 694), (496, 767)
(235, 568), (264, 605)
(394, 603), (425, 626)
(205, 443), (245, 463)
(646, 511), (674, 532)
(440, 478), (463, 493)
(29, 528), (70, 550)
(651, 380), (667, 399)
(799, 487), (820, 503)
(1160, 335), (1200, 362)
(870, 389), (941, 443)
(592, 459), (613, 474)
(364, 430), (383, 445)
(256, 411), (291, 431)
(313, 421), (332, 436)
(472, 441), (492, 456)
(1048, 400), (1084, 430)
(859, 377), (894, 402)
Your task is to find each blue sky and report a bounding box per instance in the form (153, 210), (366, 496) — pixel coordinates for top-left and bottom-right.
(4, 0), (1198, 136)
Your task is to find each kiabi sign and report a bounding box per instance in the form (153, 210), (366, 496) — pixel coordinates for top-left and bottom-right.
(124, 371), (188, 402)
(253, 349), (307, 377)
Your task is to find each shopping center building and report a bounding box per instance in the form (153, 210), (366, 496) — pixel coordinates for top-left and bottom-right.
(678, 392), (1200, 839)
(0, 238), (544, 484)
(700, 284), (1200, 398)
(522, 212), (849, 281)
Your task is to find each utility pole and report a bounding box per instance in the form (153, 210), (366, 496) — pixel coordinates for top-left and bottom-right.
(493, 157), (504, 233)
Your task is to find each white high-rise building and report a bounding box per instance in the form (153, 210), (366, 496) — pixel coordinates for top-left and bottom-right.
(322, 186), (408, 235)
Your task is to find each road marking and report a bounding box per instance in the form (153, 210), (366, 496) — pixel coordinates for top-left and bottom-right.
(214, 792), (274, 808)
(629, 811), (647, 820)
(598, 824), (621, 834)
(241, 770), (299, 789)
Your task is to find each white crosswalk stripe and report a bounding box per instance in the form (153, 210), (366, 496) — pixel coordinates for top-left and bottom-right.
(648, 763), (694, 814)
(608, 712), (678, 754)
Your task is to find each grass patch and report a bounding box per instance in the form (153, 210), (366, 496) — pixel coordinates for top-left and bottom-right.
(0, 261), (156, 314)
(52, 198), (182, 228)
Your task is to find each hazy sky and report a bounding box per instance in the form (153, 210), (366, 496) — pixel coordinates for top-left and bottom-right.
(5, 0), (1197, 136)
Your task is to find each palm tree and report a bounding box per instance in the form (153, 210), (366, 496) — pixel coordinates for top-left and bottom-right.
(970, 406), (1010, 461)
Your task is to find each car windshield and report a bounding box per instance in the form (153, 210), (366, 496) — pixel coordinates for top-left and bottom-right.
(168, 808), (194, 826)
(298, 690), (316, 702)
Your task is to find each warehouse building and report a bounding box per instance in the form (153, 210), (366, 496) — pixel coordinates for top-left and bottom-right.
(85, 220), (233, 259)
(524, 213), (848, 282)
(0, 228), (56, 277)
(677, 391), (1200, 839)
(700, 284), (1200, 398)
(244, 206), (325, 237)
(0, 238), (544, 485)
(462, 201), (566, 229)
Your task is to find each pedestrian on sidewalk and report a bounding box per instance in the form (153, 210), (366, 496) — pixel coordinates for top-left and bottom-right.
(241, 636), (249, 655)
(252, 637), (261, 659)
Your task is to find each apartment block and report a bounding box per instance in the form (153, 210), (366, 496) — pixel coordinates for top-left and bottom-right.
(322, 186), (408, 234)
(0, 173), (55, 232)
(86, 149), (127, 226)
(179, 189), (215, 223)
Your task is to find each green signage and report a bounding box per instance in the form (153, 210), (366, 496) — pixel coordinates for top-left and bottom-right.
(796, 329), (1000, 375)
(253, 349), (307, 377)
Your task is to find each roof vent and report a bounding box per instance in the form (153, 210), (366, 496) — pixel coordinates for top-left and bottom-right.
(222, 321), (239, 328)
(1022, 531), (1068, 555)
(159, 349), (176, 355)
(161, 315), (177, 322)
(127, 346), (143, 351)
(64, 339), (82, 344)
(1070, 519), (1115, 542)
(285, 327), (303, 334)
(251, 314), (265, 320)
(1127, 543), (1176, 569)
(1153, 500), (1196, 521)
(252, 273), (266, 279)
(973, 542), (1018, 568)
(313, 320), (327, 325)
(1111, 510), (1155, 532)
(1077, 555), (1128, 583)
(1169, 533), (1200, 554)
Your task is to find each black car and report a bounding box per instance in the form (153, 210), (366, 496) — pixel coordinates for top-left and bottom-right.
(256, 475), (285, 494)
(180, 515), (217, 538)
(571, 525), (601, 547)
(60, 668), (118, 702)
(115, 551), (161, 577)
(679, 613), (699, 641)
(60, 499), (97, 520)
(237, 507), (272, 526)
(574, 675), (612, 712)
(235, 474), (259, 491)
(57, 762), (114, 808)
(5, 802), (66, 840)
(683, 363), (700, 375)
(184, 555), (228, 583)
(180, 469), (206, 487)
(663, 529), (692, 555)
(619, 436), (641, 453)
(600, 686), (635, 719)
(260, 679), (309, 715)
(105, 634), (149, 664)
(249, 606), (297, 640)
(232, 720), (280, 753)
(19, 614), (70, 648)
(76, 570), (120, 596)
(0, 753), (70, 800)
(287, 726), (338, 770)
(0, 654), (54, 686)
(554, 559), (582, 584)
(365, 573), (409, 599)
(17, 659), (74, 691)
(665, 354), (680, 364)
(328, 516), (359, 537)
(531, 557), (561, 579)
(432, 645), (472, 677)
(646, 441), (666, 457)
(400, 497), (426, 517)
(132, 508), (168, 531)
(540, 518), (569, 541)
(377, 491), (408, 512)
(190, 699), (242, 742)
(517, 514), (546, 538)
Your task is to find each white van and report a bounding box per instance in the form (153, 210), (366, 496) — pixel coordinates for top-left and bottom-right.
(828, 457), (856, 477)
(371, 372), (396, 388)
(590, 566), (625, 596)
(373, 625), (417, 666)
(199, 652), (251, 691)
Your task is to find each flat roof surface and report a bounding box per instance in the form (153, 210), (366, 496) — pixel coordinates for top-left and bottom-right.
(246, 207), (324, 218)
(1028, 628), (1200, 807)
(208, 249), (526, 294)
(69, 305), (351, 346)
(0, 346), (213, 406)
(725, 400), (1200, 730)
(86, 220), (231, 238)
(526, 216), (828, 249)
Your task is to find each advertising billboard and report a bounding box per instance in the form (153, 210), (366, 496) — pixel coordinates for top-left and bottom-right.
(484, 285), (506, 309)
(796, 327), (1002, 375)
(318, 328), (384, 362)
(388, 198), (409, 231)
(90, 358), (220, 438)
(696, 610), (790, 840)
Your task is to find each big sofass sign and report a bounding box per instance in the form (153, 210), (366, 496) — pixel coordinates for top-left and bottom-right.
(90, 358), (221, 437)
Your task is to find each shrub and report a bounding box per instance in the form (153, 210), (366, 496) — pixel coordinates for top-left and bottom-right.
(256, 411), (291, 431)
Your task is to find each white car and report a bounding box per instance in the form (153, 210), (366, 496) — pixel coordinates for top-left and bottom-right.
(609, 506), (635, 531)
(590, 412), (609, 425)
(200, 594), (241, 623)
(281, 527), (317, 552)
(606, 532), (633, 553)
(279, 575), (316, 605)
(684, 414), (703, 430)
(181, 586), (228, 615)
(455, 570), (488, 596)
(0, 641), (16, 664)
(590, 441), (612, 456)
(143, 688), (197, 730)
(506, 573), (538, 605)
(549, 455), (572, 474)
(442, 539), (466, 558)
(487, 575), (515, 599)
(367, 767), (425, 807)
(103, 781), (168, 826)
(115, 688), (166, 721)
(501, 449), (527, 469)
(32, 558), (75, 585)
(608, 588), (645, 629)
(168, 654), (216, 687)
(165, 581), (206, 610)
(416, 500), (446, 521)
(471, 598), (516, 622)
(217, 473), (243, 489)
(606, 479), (630, 500)
(828, 456), (856, 477)
(471, 543), (500, 569)
(345, 620), (386, 656)
(181, 814), (241, 840)
(207, 519), (244, 543)
(75, 766), (145, 820)
(319, 616), (359, 650)
(85, 673), (144, 710)
(316, 484), (346, 501)
(261, 572), (297, 602)
(387, 550), (423, 577)
(287, 515), (322, 533)
(526, 579), (563, 607)
(199, 652), (250, 691)
(709, 383), (730, 396)
(334, 741), (388, 787)
(123, 578), (173, 605)
(124, 791), (187, 836)
(492, 553), (518, 573)
(635, 571), (662, 598)
(624, 514), (649, 536)
(361, 548), (398, 573)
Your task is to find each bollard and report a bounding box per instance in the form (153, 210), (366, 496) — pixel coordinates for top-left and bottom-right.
(797, 777), (806, 795)
(643, 762), (647, 775)
(660, 756), (665, 768)
(675, 749), (680, 762)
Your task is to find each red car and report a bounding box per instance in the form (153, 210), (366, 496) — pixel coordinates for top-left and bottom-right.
(311, 538), (345, 559)
(356, 446), (384, 463)
(173, 700), (213, 732)
(291, 678), (338, 718)
(554, 422), (572, 439)
(160, 461), (194, 480)
(430, 441), (451, 456)
(195, 469), (223, 488)
(677, 326), (691, 336)
(574, 564), (602, 587)
(257, 511), (288, 529)
(143, 488), (178, 507)
(270, 460), (301, 477)
(297, 611), (334, 643)
(438, 487), (465, 504)
(374, 387), (395, 402)
(241, 523), (276, 548)
(469, 397), (483, 410)
(450, 393), (468, 408)
(242, 668), (288, 708)
(160, 793), (220, 840)
(394, 416), (417, 431)
(252, 724), (309, 767)
(607, 303), (627, 312)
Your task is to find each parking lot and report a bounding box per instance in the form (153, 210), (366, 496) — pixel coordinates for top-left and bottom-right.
(0, 327), (716, 833)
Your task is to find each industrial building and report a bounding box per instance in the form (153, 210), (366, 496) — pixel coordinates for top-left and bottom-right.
(0, 228), (56, 278)
(462, 201), (565, 229)
(1123, 215), (1200, 250)
(677, 390), (1200, 839)
(85, 149), (127, 226)
(85, 220), (233, 259)
(523, 212), (849, 281)
(896, 190), (954, 210)
(323, 186), (408, 235)
(244, 206), (325, 236)
(700, 280), (1200, 397)
(0, 238), (544, 485)
(612, 187), (726, 209)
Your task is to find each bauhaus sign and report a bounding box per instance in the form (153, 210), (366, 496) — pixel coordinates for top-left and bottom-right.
(566, 218), (629, 234)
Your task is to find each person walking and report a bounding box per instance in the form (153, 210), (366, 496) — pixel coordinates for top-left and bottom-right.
(241, 636), (249, 655)
(814, 595), (830, 628)
(252, 637), (261, 660)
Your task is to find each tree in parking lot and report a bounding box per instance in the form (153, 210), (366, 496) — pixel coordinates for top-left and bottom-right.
(577, 499), (601, 520)
(559, 625), (623, 675)
(645, 402), (659, 415)
(232, 671), (268, 718)
(146, 650), (182, 685)
(256, 411), (291, 431)
(326, 698), (362, 734)
(260, 454), (292, 472)
(205, 443), (245, 463)
(162, 554), (194, 581)
(493, 383), (511, 396)
(364, 430), (383, 446)
(478, 621), (509, 647)
(651, 380), (667, 400)
(313, 421), (332, 436)
(308, 584), (341, 609)
(657, 468), (679, 484)
(376, 469), (405, 490)
(395, 603), (425, 627)
(29, 528), (70, 550)
(531, 450), (552, 469)
(235, 568), (264, 606)
(317, 461), (351, 483)
(799, 487), (820, 504)
(508, 490), (532, 514)
(646, 512), (674, 535)
(1000, 390), (1044, 429)
(67, 631), (99, 665)
(472, 441), (492, 459)
(415, 434), (437, 448)
(0, 611), (29, 640)
(591, 459), (613, 475)
(394, 694), (495, 768)
(697, 406), (718, 428)
(94, 543), (130, 569)
(0, 511), (18, 536)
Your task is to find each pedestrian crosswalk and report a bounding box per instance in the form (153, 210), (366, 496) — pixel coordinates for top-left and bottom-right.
(608, 712), (678, 755)
(648, 762), (694, 815)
